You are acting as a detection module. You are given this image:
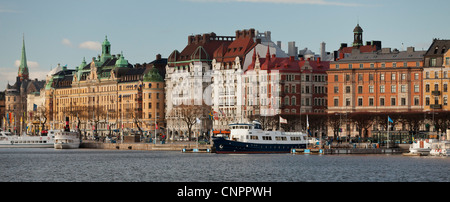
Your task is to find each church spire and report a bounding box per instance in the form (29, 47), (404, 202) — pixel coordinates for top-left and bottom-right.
(18, 34), (29, 81)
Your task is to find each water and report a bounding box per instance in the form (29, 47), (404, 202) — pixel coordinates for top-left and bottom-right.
(1, 148), (449, 182)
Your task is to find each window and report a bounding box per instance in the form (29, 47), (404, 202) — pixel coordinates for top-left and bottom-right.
(349, 64), (353, 69)
(403, 62), (407, 67)
(358, 74), (363, 81)
(358, 98), (363, 106)
(334, 98), (339, 106)
(369, 86), (374, 93)
(426, 72), (430, 79)
(391, 85), (396, 93)
(345, 74), (350, 81)
(435, 71), (439, 79)
(334, 86), (339, 93)
(391, 98), (396, 106)
(401, 98), (406, 106)
(391, 73), (396, 80)
(381, 63), (385, 68)
(380, 98), (385, 106)
(415, 73), (419, 80)
(359, 64), (363, 69)
(369, 74), (374, 81)
(401, 85), (406, 93)
(346, 86), (351, 93)
(380, 74), (385, 81)
(414, 85), (420, 93)
(291, 97), (296, 105)
(284, 97), (289, 105)
(444, 96), (448, 106)
(414, 97), (420, 106)
(346, 98), (351, 106)
(370, 63), (374, 68)
(334, 75), (339, 82)
(336, 64), (340, 69)
(426, 84), (430, 92)
(426, 97), (430, 106)
(369, 98), (374, 106)
(358, 86), (363, 94)
(444, 84), (448, 92)
(446, 57), (450, 66)
(380, 85), (385, 93)
(393, 62), (397, 68)
(430, 58), (437, 67)
(434, 84), (439, 91)
(401, 74), (406, 80)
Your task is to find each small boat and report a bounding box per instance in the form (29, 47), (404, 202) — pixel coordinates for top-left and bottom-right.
(406, 139), (438, 155)
(54, 117), (81, 149)
(429, 141), (450, 157)
(212, 120), (308, 154)
(0, 130), (54, 148)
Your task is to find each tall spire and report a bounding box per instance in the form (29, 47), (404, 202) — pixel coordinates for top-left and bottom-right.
(18, 34), (29, 81)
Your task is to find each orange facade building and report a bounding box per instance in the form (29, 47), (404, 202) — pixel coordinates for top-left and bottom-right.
(328, 47), (425, 114)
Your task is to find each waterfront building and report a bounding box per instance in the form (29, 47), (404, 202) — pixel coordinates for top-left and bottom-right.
(165, 32), (233, 140)
(244, 46), (329, 132)
(212, 29), (256, 130)
(4, 36), (46, 134)
(327, 46), (425, 137)
(423, 39), (450, 112)
(46, 36), (166, 137)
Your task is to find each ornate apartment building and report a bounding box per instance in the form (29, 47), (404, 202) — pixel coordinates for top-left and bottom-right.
(423, 39), (450, 112)
(46, 37), (166, 137)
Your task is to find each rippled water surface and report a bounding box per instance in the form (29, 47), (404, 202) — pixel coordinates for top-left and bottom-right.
(1, 148), (449, 182)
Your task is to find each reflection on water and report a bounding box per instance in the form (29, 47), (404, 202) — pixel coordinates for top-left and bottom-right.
(0, 148), (449, 182)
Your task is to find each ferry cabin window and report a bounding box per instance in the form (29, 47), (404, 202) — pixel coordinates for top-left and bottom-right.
(290, 137), (300, 141)
(262, 136), (272, 140)
(275, 136), (287, 141)
(250, 135), (259, 140)
(254, 123), (262, 129)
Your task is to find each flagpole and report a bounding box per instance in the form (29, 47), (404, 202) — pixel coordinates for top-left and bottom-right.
(387, 117), (389, 149)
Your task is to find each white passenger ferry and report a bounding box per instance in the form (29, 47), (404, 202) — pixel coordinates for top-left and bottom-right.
(53, 117), (81, 149)
(212, 121), (308, 153)
(0, 131), (54, 148)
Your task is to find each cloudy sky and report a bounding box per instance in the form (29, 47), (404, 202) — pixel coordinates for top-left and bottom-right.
(1, 0), (449, 90)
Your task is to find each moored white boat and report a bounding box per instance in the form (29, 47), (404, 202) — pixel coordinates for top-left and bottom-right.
(0, 130), (54, 148)
(429, 141), (450, 156)
(54, 117), (81, 149)
(212, 120), (308, 154)
(407, 138), (438, 155)
(54, 131), (81, 149)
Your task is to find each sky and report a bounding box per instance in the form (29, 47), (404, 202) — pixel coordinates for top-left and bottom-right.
(1, 0), (450, 91)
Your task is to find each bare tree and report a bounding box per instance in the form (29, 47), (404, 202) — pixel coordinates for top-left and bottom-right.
(172, 100), (210, 140)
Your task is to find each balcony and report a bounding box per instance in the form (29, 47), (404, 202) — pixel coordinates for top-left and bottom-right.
(431, 91), (441, 96)
(430, 104), (442, 109)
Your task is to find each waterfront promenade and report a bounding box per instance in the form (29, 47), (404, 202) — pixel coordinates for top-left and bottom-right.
(81, 140), (406, 154)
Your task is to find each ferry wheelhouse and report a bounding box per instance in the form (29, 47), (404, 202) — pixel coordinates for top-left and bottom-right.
(212, 121), (308, 154)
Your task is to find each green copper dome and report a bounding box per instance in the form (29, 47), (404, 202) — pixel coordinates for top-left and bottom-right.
(143, 68), (163, 82)
(115, 52), (128, 68)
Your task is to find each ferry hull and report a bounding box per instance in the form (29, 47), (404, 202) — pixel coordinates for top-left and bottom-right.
(212, 137), (306, 154)
(54, 142), (80, 149)
(0, 143), (54, 148)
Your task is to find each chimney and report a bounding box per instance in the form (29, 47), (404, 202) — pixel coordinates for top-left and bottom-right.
(407, 47), (415, 53)
(156, 54), (162, 60)
(64, 117), (70, 132)
(277, 41), (282, 48)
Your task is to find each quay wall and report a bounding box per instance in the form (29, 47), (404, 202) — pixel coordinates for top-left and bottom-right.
(81, 142), (212, 151)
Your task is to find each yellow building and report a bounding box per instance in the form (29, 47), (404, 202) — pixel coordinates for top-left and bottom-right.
(45, 37), (166, 138)
(423, 49), (450, 111)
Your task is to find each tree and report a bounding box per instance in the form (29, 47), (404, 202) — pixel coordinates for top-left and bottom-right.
(349, 112), (375, 138)
(171, 100), (210, 140)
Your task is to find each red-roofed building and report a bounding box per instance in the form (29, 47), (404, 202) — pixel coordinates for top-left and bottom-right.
(243, 45), (329, 131)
